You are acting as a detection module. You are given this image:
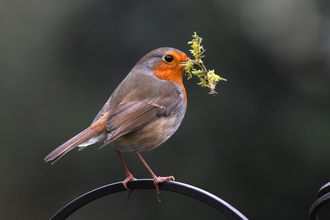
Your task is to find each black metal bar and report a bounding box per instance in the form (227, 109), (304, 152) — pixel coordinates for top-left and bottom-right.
(49, 179), (248, 220)
(310, 182), (330, 220)
(317, 182), (330, 198)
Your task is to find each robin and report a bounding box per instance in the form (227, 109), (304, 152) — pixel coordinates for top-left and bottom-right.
(44, 47), (190, 199)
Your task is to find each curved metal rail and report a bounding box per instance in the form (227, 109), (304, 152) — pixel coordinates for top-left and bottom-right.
(310, 182), (330, 220)
(49, 179), (248, 220)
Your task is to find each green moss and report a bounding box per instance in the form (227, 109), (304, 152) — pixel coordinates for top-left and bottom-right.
(185, 32), (226, 94)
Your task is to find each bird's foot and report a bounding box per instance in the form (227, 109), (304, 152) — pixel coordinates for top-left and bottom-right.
(122, 173), (136, 198)
(153, 175), (175, 202)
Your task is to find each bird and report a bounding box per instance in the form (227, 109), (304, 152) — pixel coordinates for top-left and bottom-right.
(44, 47), (190, 199)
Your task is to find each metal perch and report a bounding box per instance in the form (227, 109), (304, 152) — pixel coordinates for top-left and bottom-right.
(49, 179), (248, 220)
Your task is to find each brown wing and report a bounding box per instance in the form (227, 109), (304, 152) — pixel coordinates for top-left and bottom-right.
(100, 95), (180, 148)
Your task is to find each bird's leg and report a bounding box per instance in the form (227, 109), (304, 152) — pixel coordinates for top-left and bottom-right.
(135, 152), (174, 201)
(116, 150), (136, 195)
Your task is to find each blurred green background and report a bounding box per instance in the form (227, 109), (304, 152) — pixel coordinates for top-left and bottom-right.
(1, 0), (330, 219)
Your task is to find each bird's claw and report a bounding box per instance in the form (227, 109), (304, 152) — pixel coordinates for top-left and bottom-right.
(122, 173), (136, 198)
(153, 175), (175, 202)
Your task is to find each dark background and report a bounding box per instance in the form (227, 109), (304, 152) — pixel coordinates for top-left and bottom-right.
(1, 0), (330, 219)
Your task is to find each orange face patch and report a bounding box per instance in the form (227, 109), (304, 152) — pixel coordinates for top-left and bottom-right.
(152, 51), (190, 91)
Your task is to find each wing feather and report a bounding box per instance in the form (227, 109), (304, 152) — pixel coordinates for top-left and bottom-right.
(100, 95), (180, 148)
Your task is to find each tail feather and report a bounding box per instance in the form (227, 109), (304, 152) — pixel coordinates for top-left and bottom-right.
(44, 127), (100, 164)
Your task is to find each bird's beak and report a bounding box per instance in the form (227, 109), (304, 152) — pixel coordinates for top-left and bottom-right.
(180, 59), (193, 66)
(180, 61), (188, 66)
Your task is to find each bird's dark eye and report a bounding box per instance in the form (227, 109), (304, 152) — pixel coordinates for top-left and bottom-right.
(163, 55), (173, 62)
